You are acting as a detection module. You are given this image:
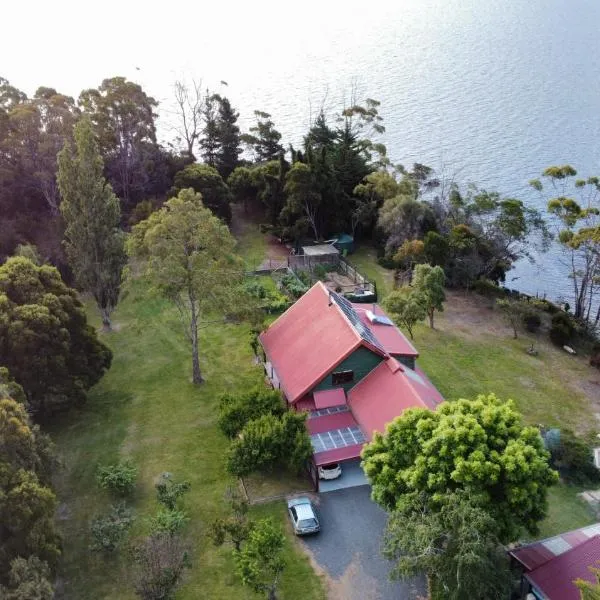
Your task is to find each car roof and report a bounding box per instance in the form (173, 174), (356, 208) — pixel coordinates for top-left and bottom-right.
(288, 496), (312, 508)
(295, 503), (316, 520)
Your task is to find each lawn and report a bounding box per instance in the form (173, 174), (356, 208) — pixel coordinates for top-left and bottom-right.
(48, 278), (325, 600)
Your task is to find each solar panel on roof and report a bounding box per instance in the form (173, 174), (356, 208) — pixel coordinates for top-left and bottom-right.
(311, 426), (366, 453)
(331, 292), (385, 353)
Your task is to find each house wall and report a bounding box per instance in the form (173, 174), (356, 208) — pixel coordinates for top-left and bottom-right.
(313, 346), (383, 394)
(394, 354), (416, 370)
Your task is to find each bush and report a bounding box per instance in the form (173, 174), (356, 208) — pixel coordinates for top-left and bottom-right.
(243, 279), (268, 300)
(149, 509), (189, 535)
(377, 255), (397, 269)
(97, 461), (137, 496)
(472, 279), (507, 298)
(280, 273), (308, 299)
(218, 387), (285, 438)
(295, 270), (311, 286)
(313, 263), (337, 281)
(550, 312), (575, 346)
(522, 310), (542, 333)
(549, 429), (600, 485)
(227, 411), (312, 477)
(155, 474), (191, 510)
(90, 503), (134, 552)
(131, 533), (190, 600)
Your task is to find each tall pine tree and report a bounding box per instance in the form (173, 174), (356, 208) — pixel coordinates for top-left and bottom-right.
(57, 116), (126, 329)
(214, 96), (242, 179)
(199, 93), (220, 167)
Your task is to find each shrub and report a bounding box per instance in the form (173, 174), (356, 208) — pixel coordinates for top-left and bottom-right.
(149, 509), (189, 535)
(155, 474), (191, 510)
(549, 429), (600, 485)
(550, 312), (575, 346)
(377, 255), (397, 269)
(97, 461), (137, 496)
(227, 412), (312, 477)
(313, 263), (337, 281)
(279, 273), (308, 299)
(472, 279), (506, 298)
(131, 533), (190, 600)
(218, 387), (285, 438)
(522, 310), (542, 333)
(243, 279), (267, 300)
(90, 503), (134, 552)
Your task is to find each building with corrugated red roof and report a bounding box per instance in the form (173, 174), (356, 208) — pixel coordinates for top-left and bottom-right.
(510, 523), (600, 599)
(259, 281), (443, 481)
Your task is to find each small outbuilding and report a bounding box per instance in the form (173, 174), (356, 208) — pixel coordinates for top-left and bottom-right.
(300, 244), (340, 269)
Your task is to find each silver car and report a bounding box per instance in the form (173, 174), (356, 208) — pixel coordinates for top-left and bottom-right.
(287, 497), (320, 535)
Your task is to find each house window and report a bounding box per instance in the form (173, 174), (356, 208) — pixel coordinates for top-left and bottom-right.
(332, 370), (354, 385)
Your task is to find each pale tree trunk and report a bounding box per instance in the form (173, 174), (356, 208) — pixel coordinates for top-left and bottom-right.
(100, 306), (112, 331)
(188, 290), (204, 384)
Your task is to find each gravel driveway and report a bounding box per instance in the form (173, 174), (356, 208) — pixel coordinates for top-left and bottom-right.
(300, 486), (425, 600)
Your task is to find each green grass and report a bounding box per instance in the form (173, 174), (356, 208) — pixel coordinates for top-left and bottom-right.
(48, 279), (325, 600)
(233, 209), (268, 270)
(350, 246), (395, 296)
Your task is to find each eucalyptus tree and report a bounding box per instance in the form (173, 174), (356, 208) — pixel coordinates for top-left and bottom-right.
(128, 189), (245, 384)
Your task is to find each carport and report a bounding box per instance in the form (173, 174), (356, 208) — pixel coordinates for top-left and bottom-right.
(319, 458), (369, 493)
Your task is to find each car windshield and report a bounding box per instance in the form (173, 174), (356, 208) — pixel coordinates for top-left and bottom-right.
(322, 464), (338, 470)
(298, 518), (318, 529)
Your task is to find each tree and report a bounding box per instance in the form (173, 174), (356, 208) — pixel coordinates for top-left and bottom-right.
(0, 257), (112, 415)
(577, 564), (600, 599)
(384, 492), (512, 600)
(362, 394), (558, 543)
(0, 395), (60, 583)
(0, 556), (54, 600)
(283, 162), (322, 240)
(228, 166), (260, 212)
(411, 264), (446, 328)
(210, 487), (254, 551)
(496, 298), (530, 339)
(530, 165), (600, 323)
(172, 78), (203, 160)
(155, 473), (191, 510)
(58, 116), (126, 329)
(79, 77), (159, 207)
(382, 287), (427, 339)
(234, 518), (285, 600)
(214, 95), (242, 179)
(199, 92), (220, 167)
(131, 533), (190, 600)
(241, 110), (284, 162)
(227, 412), (312, 476)
(169, 163), (232, 222)
(218, 387), (285, 437)
(128, 189), (244, 383)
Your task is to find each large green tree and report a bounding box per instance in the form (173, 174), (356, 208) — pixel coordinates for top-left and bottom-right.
(58, 116), (126, 329)
(0, 390), (59, 586)
(382, 287), (427, 339)
(0, 257), (112, 415)
(214, 95), (242, 179)
(234, 518), (286, 600)
(169, 163), (232, 222)
(128, 189), (244, 384)
(79, 77), (160, 207)
(362, 394), (557, 543)
(241, 110), (284, 163)
(384, 492), (512, 600)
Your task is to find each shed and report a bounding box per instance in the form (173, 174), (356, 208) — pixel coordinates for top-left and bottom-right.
(301, 244), (340, 269)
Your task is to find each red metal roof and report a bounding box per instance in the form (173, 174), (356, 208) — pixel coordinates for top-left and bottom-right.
(352, 304), (419, 357)
(525, 536), (600, 599)
(259, 282), (385, 404)
(510, 523), (600, 572)
(313, 443), (364, 466)
(348, 358), (444, 440)
(313, 388), (347, 409)
(306, 410), (358, 435)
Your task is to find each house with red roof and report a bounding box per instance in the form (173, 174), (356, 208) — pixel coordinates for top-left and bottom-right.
(510, 523), (600, 599)
(259, 281), (443, 486)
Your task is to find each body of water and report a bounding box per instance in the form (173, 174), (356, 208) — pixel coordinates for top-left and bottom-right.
(6, 0), (600, 304)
